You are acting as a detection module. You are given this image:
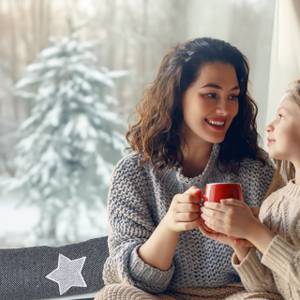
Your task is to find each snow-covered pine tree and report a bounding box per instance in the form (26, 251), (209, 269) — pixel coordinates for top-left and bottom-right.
(13, 35), (127, 245)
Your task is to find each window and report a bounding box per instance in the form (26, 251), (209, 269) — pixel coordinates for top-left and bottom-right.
(0, 0), (275, 249)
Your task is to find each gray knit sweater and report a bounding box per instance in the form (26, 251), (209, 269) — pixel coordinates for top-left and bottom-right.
(103, 144), (274, 293)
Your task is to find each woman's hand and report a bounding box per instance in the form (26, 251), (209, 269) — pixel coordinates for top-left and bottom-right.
(163, 186), (202, 232)
(200, 198), (260, 240)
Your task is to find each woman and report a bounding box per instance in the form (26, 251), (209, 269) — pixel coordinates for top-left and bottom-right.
(95, 37), (274, 299)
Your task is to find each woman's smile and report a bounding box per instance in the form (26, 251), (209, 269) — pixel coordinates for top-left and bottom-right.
(204, 117), (227, 131)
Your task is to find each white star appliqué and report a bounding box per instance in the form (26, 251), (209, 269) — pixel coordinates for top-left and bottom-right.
(46, 254), (87, 295)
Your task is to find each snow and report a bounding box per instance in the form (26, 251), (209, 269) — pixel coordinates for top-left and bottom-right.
(0, 200), (39, 233)
(7, 35), (127, 247)
(0, 187), (40, 247)
(15, 75), (41, 89)
(106, 70), (130, 78)
(40, 46), (61, 58)
(0, 182), (108, 248)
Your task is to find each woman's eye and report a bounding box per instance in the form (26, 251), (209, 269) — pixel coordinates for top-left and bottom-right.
(228, 95), (239, 101)
(205, 93), (217, 99)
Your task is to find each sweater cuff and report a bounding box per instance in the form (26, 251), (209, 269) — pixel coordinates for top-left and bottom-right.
(232, 248), (264, 283)
(261, 234), (296, 275)
(129, 245), (174, 291)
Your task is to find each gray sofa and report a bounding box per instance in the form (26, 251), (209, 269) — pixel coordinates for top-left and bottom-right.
(0, 236), (108, 300)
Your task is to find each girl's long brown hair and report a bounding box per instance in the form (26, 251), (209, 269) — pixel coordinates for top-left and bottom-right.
(126, 37), (267, 171)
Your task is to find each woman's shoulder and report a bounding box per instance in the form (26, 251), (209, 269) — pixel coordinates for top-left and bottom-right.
(112, 152), (149, 179)
(237, 150), (274, 198)
(239, 149), (274, 174)
(114, 152), (142, 168)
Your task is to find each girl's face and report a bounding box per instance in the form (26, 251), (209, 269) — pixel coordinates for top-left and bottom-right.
(181, 62), (240, 146)
(266, 95), (300, 161)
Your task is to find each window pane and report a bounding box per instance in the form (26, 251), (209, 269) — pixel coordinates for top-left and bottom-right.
(0, 0), (275, 248)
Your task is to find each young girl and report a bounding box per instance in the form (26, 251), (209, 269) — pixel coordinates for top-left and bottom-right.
(200, 80), (300, 299)
(95, 37), (274, 300)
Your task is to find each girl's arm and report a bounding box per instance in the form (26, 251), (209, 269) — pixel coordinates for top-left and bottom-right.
(233, 227), (300, 294)
(198, 221), (279, 293)
(247, 224), (300, 291)
(200, 198), (279, 293)
(231, 247), (279, 293)
(235, 212), (300, 291)
(246, 220), (275, 254)
(201, 197), (300, 293)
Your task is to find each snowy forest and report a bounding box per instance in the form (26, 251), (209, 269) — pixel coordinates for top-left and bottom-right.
(0, 0), (275, 247)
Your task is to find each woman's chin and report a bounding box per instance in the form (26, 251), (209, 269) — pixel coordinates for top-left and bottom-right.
(204, 132), (226, 144)
(203, 136), (225, 144)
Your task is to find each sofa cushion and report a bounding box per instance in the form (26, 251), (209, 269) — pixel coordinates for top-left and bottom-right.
(0, 236), (108, 300)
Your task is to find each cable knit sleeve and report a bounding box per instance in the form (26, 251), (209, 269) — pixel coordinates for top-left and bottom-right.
(232, 234), (300, 295)
(102, 154), (174, 293)
(231, 249), (278, 293)
(231, 192), (281, 294)
(261, 234), (300, 292)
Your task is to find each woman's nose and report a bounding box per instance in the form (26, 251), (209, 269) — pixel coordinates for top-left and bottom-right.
(216, 101), (228, 116)
(216, 107), (227, 116)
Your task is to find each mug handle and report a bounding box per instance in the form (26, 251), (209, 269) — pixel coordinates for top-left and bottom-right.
(198, 191), (216, 233)
(197, 190), (207, 207)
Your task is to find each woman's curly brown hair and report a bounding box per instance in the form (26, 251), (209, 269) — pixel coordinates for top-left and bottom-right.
(126, 37), (266, 171)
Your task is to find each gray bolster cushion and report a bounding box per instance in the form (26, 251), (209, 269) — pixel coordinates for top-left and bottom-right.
(0, 236), (108, 300)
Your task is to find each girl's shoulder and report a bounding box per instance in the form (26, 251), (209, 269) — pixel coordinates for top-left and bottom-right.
(259, 187), (284, 220)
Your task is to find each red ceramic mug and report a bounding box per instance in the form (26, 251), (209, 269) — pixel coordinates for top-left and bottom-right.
(199, 182), (243, 233)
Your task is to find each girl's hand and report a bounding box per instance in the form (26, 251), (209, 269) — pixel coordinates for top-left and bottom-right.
(198, 221), (236, 247)
(163, 186), (202, 232)
(200, 198), (260, 240)
(198, 219), (253, 262)
(198, 220), (253, 248)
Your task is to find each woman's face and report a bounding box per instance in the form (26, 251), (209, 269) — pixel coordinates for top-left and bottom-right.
(181, 62), (240, 146)
(266, 95), (300, 161)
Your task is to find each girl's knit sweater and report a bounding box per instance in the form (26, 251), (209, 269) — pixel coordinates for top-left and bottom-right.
(232, 180), (300, 300)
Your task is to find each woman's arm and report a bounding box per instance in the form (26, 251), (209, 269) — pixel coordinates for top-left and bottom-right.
(137, 217), (179, 271)
(103, 156), (174, 293)
(138, 186), (202, 271)
(103, 156), (201, 293)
